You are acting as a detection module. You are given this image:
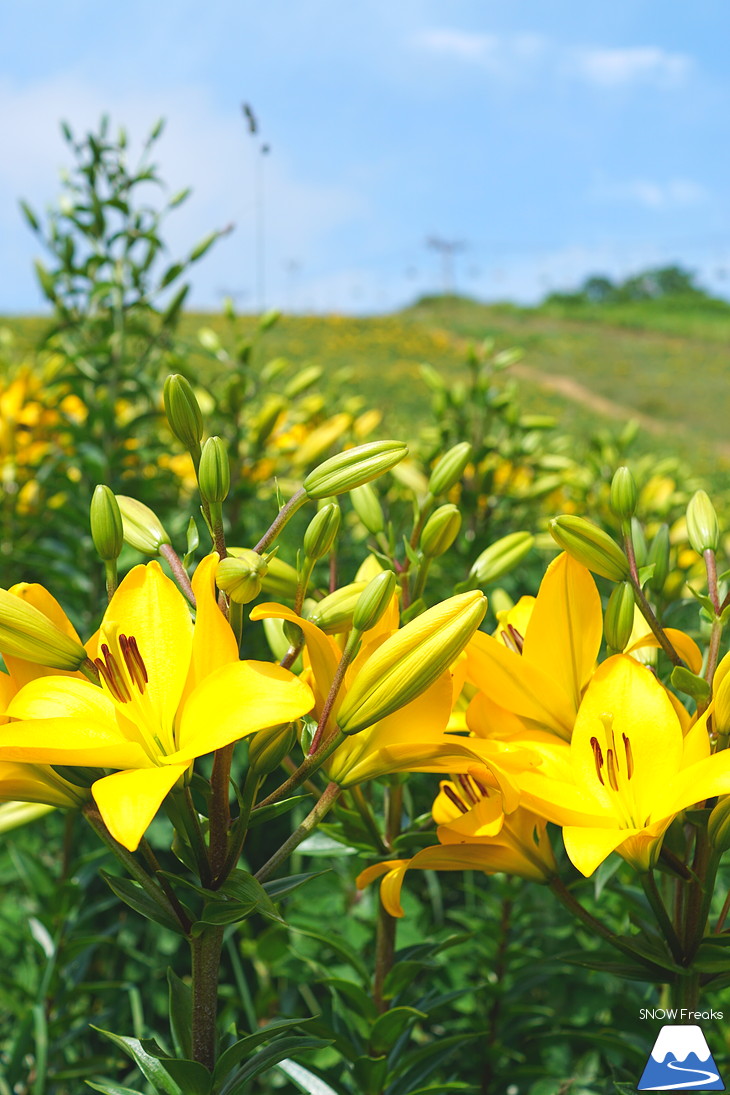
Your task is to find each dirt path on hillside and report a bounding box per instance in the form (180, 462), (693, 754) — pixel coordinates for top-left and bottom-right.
(510, 362), (730, 461)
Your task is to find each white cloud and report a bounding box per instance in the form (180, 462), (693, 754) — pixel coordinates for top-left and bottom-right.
(592, 178), (708, 209)
(0, 74), (367, 310)
(412, 28), (547, 77)
(569, 46), (691, 88)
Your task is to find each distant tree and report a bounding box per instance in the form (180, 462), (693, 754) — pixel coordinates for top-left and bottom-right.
(544, 264), (708, 307)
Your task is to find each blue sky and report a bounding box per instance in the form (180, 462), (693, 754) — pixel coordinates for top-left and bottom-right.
(1, 1), (729, 313)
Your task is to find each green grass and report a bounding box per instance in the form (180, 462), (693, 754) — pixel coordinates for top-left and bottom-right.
(3, 293), (729, 486)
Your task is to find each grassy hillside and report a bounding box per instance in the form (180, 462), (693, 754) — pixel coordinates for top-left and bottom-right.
(3, 294), (728, 485)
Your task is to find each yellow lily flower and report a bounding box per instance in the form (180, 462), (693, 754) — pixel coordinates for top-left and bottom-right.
(516, 654), (730, 877)
(357, 774), (556, 917)
(0, 556), (313, 850)
(251, 600), (530, 796)
(465, 553), (602, 741)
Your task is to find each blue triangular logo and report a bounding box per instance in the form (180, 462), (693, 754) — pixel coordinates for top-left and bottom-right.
(638, 1025), (725, 1090)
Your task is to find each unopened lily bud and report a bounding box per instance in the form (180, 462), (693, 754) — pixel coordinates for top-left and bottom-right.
(687, 490), (719, 554)
(90, 485), (123, 562)
(604, 582), (635, 653)
(352, 570), (397, 633)
(199, 436), (230, 503)
(709, 797), (730, 854)
(0, 588), (87, 669)
(303, 503), (341, 561)
(308, 582), (367, 633)
(303, 440), (408, 499)
(420, 504), (461, 559)
(351, 482), (385, 535)
(647, 524), (670, 592)
(336, 591), (487, 735)
(216, 550), (268, 604)
(630, 517), (648, 568)
(248, 722), (297, 776)
(253, 396), (286, 448)
(163, 374), (204, 455)
(549, 516), (630, 582)
(469, 531), (534, 586)
(610, 466), (637, 520)
(116, 496), (171, 555)
(428, 442), (472, 497)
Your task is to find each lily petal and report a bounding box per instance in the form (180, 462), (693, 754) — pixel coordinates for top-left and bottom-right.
(187, 554), (239, 692)
(627, 629), (703, 675)
(0, 717), (151, 768)
(563, 824), (642, 877)
(93, 764), (188, 850)
(522, 553), (601, 712)
(170, 660), (314, 763)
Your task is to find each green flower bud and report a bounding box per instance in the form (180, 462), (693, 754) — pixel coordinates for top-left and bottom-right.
(90, 485), (123, 562)
(709, 796), (730, 854)
(604, 581), (635, 653)
(646, 524), (670, 593)
(469, 531), (534, 586)
(253, 395), (286, 448)
(351, 482), (385, 535)
(216, 550), (268, 604)
(248, 722), (297, 776)
(630, 517), (648, 568)
(303, 503), (341, 561)
(337, 591), (487, 735)
(610, 466), (637, 520)
(549, 516), (630, 582)
(308, 582), (367, 634)
(198, 436), (230, 504)
(163, 374), (204, 455)
(352, 570), (397, 633)
(0, 587), (87, 669)
(428, 442), (472, 497)
(303, 440), (408, 499)
(687, 489), (719, 554)
(420, 504), (462, 559)
(116, 496), (171, 555)
(258, 308), (281, 332)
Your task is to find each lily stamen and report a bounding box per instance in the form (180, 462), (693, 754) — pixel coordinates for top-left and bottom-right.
(443, 784), (469, 814)
(119, 633), (148, 694)
(622, 733), (634, 779)
(507, 625), (524, 653)
(590, 735), (604, 785)
(458, 773), (480, 805)
(95, 644), (131, 703)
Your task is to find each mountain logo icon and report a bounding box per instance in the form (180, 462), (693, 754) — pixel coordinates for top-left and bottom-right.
(638, 1025), (725, 1090)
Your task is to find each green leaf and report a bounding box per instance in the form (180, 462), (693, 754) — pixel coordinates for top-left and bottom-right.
(275, 1059), (344, 1094)
(183, 517), (200, 569)
(638, 563), (656, 587)
(214, 1018), (316, 1081)
(195, 870), (284, 930)
(368, 1006), (427, 1056)
(262, 870), (331, 900)
(247, 796), (311, 829)
(190, 231), (221, 263)
(100, 871), (183, 934)
(85, 1084), (146, 1095)
(352, 1054), (388, 1095)
(159, 262), (185, 290)
(671, 665), (711, 702)
(686, 584), (716, 616)
(89, 1029), (180, 1094)
(319, 978), (379, 1023)
(219, 1037), (331, 1094)
(167, 968), (192, 1060)
(153, 1059), (211, 1094)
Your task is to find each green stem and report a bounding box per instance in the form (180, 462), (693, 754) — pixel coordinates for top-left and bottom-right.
(209, 744), (235, 885)
(191, 926), (225, 1069)
(139, 839), (192, 934)
(549, 878), (663, 968)
(255, 729), (345, 810)
(254, 487), (308, 554)
(159, 543), (196, 607)
(624, 530), (683, 667)
(220, 769), (261, 879)
(229, 601), (244, 647)
(254, 782), (340, 882)
(641, 872), (684, 965)
(350, 786), (388, 855)
(104, 559), (118, 603)
(373, 778), (403, 1013)
(83, 806), (186, 932)
(308, 630), (360, 754)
